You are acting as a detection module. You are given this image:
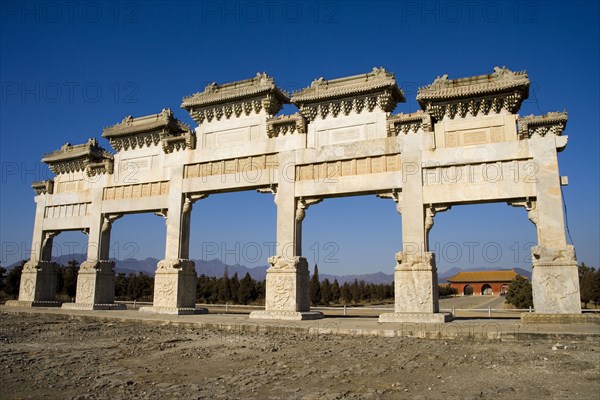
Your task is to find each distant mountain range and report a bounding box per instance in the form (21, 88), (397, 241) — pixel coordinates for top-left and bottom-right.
(7, 254), (531, 284)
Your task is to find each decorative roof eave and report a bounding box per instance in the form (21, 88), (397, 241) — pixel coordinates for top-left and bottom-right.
(32, 179), (54, 195)
(517, 111), (568, 140)
(386, 111), (433, 136)
(446, 270), (522, 283)
(102, 109), (193, 152)
(181, 73), (289, 108)
(42, 138), (114, 175)
(291, 67), (405, 105)
(266, 113), (306, 138)
(417, 66), (530, 103)
(103, 108), (190, 137)
(417, 67), (530, 120)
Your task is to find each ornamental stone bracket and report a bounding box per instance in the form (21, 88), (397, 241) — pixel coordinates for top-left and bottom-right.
(295, 197), (323, 222)
(103, 213), (123, 231)
(425, 204), (451, 234)
(154, 209), (168, 220)
(257, 184), (278, 204)
(508, 198), (538, 226)
(376, 189), (402, 214)
(183, 193), (209, 212)
(32, 180), (54, 195)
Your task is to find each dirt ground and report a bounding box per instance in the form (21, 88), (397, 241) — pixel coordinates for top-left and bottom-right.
(0, 312), (598, 400)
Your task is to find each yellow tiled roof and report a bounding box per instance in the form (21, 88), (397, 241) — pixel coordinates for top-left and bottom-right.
(447, 270), (522, 283)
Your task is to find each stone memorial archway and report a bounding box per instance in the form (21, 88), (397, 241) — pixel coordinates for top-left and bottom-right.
(7, 67), (581, 322)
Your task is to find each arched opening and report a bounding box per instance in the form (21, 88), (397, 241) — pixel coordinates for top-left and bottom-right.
(481, 284), (493, 295)
(303, 195), (399, 306)
(109, 213), (166, 301)
(464, 285), (474, 296)
(51, 230), (89, 302)
(189, 191), (276, 305)
(500, 284), (510, 296)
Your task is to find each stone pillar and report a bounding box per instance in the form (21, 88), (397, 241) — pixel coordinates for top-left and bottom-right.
(62, 213), (125, 310)
(140, 164), (208, 315)
(250, 153), (322, 320)
(379, 135), (452, 323)
(528, 135), (581, 314)
(7, 195), (61, 307)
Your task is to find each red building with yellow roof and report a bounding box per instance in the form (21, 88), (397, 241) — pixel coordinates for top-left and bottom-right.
(446, 269), (524, 296)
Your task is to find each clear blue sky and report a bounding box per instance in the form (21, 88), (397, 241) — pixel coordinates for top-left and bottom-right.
(1, 1), (598, 276)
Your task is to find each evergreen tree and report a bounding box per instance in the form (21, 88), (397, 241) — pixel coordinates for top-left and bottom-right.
(579, 263), (600, 308)
(238, 272), (255, 305)
(505, 275), (533, 309)
(350, 279), (360, 304)
(331, 279), (341, 303)
(341, 282), (352, 304)
(5, 261), (25, 299)
(115, 273), (127, 299)
(310, 264), (321, 306)
(321, 278), (333, 306)
(229, 272), (240, 303)
(0, 263), (7, 293)
(64, 260), (79, 299)
(218, 266), (231, 303)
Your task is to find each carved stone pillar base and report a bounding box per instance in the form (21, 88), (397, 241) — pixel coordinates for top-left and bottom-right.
(249, 310), (324, 321)
(394, 252), (439, 313)
(249, 256), (321, 320)
(13, 261), (60, 304)
(139, 259), (207, 315)
(378, 312), (453, 324)
(62, 260), (122, 310)
(531, 245), (581, 314)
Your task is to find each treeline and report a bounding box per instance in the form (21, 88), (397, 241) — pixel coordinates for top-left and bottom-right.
(580, 263), (600, 308)
(0, 261), (82, 302)
(0, 261), (453, 305)
(115, 269), (267, 304)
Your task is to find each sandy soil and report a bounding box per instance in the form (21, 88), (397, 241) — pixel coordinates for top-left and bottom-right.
(0, 312), (598, 399)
